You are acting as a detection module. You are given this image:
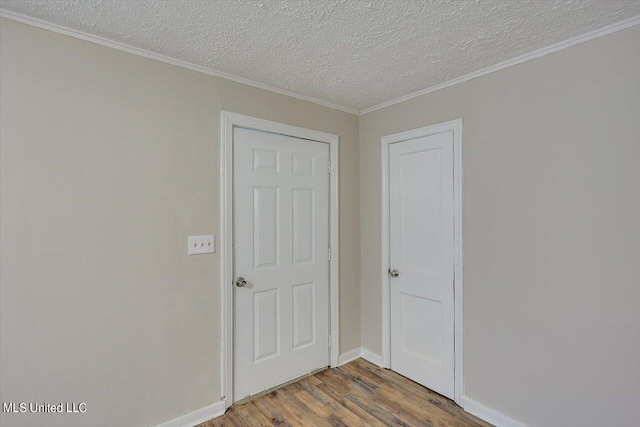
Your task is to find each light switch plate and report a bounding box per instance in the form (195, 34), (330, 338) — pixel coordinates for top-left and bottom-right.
(188, 235), (215, 255)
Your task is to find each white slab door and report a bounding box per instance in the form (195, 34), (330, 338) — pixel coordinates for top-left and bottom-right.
(233, 127), (330, 401)
(388, 130), (455, 399)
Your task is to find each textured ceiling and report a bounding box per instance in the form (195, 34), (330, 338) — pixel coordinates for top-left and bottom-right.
(1, 1), (639, 112)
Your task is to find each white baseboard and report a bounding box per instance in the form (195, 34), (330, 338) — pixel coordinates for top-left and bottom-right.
(156, 401), (226, 427)
(154, 358), (524, 427)
(461, 396), (527, 427)
(337, 348), (362, 366)
(338, 347), (385, 368)
(360, 348), (384, 367)
(339, 349), (527, 427)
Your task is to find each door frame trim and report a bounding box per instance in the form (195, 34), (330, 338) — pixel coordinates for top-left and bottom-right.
(380, 118), (463, 404)
(220, 111), (340, 409)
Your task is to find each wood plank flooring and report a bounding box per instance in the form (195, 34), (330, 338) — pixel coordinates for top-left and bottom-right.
(199, 358), (492, 426)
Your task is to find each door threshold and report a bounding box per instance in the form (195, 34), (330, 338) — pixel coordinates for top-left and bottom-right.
(233, 366), (328, 406)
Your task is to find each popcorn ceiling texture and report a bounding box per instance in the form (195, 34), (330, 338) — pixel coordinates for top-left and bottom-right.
(1, 0), (639, 111)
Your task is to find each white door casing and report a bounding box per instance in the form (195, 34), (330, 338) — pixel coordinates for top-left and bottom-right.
(381, 118), (463, 403)
(232, 126), (330, 402)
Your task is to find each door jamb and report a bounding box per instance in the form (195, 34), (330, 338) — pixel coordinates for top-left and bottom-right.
(380, 118), (463, 404)
(220, 111), (340, 409)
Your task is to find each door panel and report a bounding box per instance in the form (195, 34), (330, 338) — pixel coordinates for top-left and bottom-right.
(292, 282), (315, 349)
(254, 289), (279, 362)
(233, 127), (330, 401)
(292, 189), (314, 264)
(253, 187), (279, 269)
(389, 131), (455, 399)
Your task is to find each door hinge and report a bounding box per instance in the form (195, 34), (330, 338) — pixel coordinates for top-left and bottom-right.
(328, 161), (331, 174)
(327, 248), (331, 260)
(328, 335), (332, 347)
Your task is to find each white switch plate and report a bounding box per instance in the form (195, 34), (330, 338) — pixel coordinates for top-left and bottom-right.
(188, 235), (215, 255)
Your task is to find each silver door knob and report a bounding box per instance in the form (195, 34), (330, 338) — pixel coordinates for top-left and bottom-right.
(235, 277), (247, 287)
(388, 269), (399, 278)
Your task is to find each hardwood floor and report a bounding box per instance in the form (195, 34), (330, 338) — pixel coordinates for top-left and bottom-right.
(199, 358), (491, 426)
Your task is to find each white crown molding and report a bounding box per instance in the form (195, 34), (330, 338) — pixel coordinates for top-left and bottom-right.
(2, 8), (638, 116)
(0, 8), (360, 116)
(360, 14), (640, 115)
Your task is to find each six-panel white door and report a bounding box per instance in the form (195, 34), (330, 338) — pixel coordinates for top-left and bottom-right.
(233, 127), (330, 401)
(389, 131), (455, 399)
